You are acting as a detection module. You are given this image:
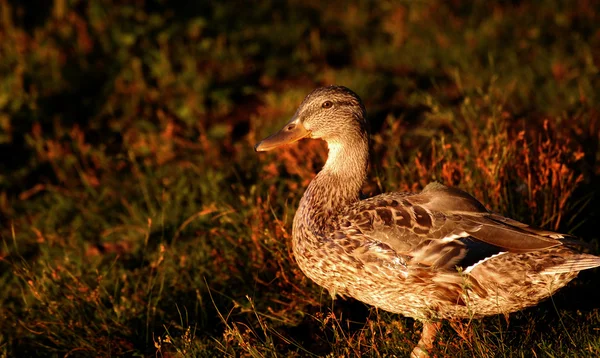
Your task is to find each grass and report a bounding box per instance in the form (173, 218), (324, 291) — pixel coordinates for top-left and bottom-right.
(1, 0), (599, 356)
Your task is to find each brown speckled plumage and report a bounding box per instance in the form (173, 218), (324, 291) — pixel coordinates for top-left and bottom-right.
(255, 86), (600, 357)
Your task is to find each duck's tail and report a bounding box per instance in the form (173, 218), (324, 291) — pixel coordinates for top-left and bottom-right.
(540, 253), (600, 275)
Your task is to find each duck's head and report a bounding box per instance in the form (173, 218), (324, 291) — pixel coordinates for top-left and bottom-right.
(255, 86), (367, 152)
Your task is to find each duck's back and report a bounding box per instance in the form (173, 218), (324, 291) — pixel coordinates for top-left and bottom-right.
(293, 182), (600, 320)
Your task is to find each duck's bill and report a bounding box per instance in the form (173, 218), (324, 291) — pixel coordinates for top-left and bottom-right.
(254, 120), (310, 152)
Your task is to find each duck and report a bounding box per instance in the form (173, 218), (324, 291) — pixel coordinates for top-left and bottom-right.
(254, 85), (600, 357)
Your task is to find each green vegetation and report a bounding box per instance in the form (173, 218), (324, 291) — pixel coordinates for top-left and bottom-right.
(1, 0), (599, 356)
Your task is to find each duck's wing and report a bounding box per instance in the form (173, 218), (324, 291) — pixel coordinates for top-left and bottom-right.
(332, 182), (569, 272)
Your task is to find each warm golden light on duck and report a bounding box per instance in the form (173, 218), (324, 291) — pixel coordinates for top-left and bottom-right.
(255, 85), (600, 357)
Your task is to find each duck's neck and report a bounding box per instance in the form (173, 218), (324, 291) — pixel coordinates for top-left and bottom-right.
(293, 135), (369, 236)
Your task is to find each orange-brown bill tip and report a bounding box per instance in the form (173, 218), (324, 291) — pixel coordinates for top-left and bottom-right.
(255, 121), (310, 152)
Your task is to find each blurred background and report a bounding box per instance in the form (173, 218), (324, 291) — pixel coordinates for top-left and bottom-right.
(1, 0), (599, 356)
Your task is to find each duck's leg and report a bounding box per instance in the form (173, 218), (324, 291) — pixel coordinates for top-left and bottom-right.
(410, 321), (442, 358)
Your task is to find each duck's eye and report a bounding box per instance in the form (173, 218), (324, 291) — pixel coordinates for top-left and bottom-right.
(322, 101), (333, 109)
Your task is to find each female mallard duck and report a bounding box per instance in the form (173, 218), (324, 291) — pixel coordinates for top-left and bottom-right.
(255, 86), (600, 357)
